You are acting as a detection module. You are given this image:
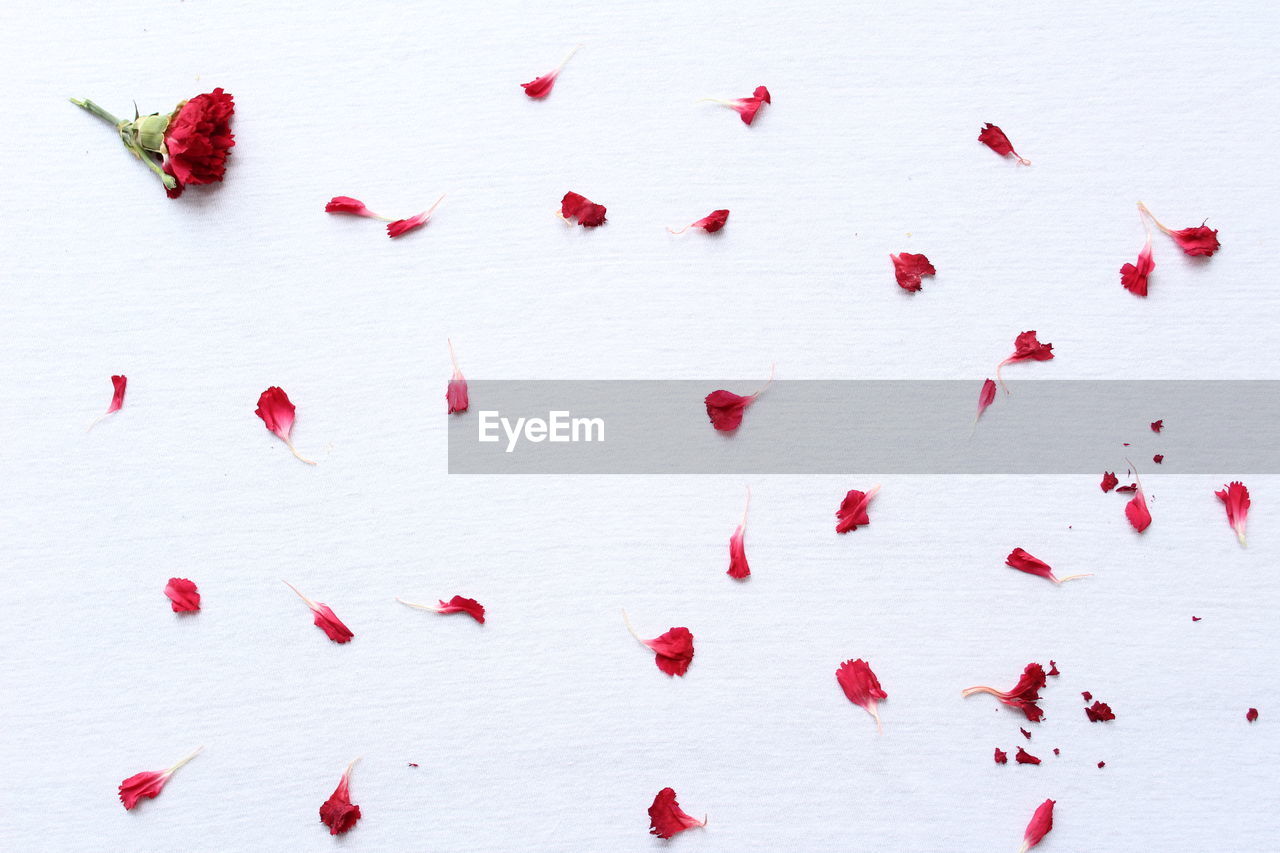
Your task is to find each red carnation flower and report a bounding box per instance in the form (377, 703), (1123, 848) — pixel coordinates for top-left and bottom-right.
(319, 759), (362, 835)
(71, 89), (234, 197)
(963, 663), (1047, 722)
(648, 787), (706, 839)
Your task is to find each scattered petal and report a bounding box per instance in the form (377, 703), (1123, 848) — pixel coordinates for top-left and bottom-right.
(1247, 708), (1259, 723)
(624, 612), (694, 676)
(1085, 701), (1115, 722)
(973, 378), (997, 432)
(836, 485), (880, 534)
(319, 759), (362, 836)
(1021, 799), (1055, 852)
(978, 123), (1030, 165)
(1115, 483), (1138, 493)
(521, 45), (580, 99)
(1151, 419), (1164, 433)
(1139, 202), (1220, 256)
(705, 366), (774, 431)
(727, 486), (751, 580)
(397, 595), (486, 624)
(1124, 459), (1152, 533)
(164, 578), (200, 613)
(447, 338), (469, 414)
(648, 787), (706, 839)
(1081, 691), (1092, 702)
(1192, 616), (1202, 622)
(1215, 481), (1250, 546)
(255, 386), (315, 465)
(890, 252), (936, 292)
(1015, 746), (1041, 765)
(701, 85), (771, 125)
(994, 748), (1008, 764)
(325, 196), (384, 219)
(1005, 547), (1091, 584)
(1153, 454), (1164, 464)
(1120, 238), (1155, 297)
(118, 747), (202, 810)
(1048, 661), (1060, 677)
(963, 663), (1047, 722)
(387, 193), (446, 238)
(1020, 727), (1032, 740)
(107, 375), (127, 413)
(1101, 471), (1119, 492)
(669, 208), (730, 235)
(836, 658), (888, 734)
(559, 191), (607, 227)
(283, 581), (354, 643)
(996, 331), (1054, 393)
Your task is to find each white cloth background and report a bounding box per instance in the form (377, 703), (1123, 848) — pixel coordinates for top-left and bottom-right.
(2, 1), (1277, 851)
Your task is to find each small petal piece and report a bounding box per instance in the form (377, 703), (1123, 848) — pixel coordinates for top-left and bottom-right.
(891, 253), (936, 292)
(108, 375), (127, 413)
(1215, 481), (1250, 546)
(1247, 708), (1259, 723)
(319, 759), (362, 836)
(1085, 701), (1115, 722)
(560, 191), (607, 227)
(1005, 547), (1091, 585)
(702, 86), (771, 125)
(284, 581), (354, 643)
(974, 378), (997, 430)
(648, 787), (706, 839)
(978, 123), (1030, 165)
(1021, 799), (1055, 852)
(255, 386), (315, 465)
(994, 748), (1008, 764)
(963, 663), (1047, 722)
(705, 367), (774, 431)
(386, 194), (446, 239)
(836, 658), (888, 733)
(1015, 746), (1041, 765)
(670, 209), (730, 234)
(624, 612), (694, 676)
(164, 578), (201, 612)
(118, 747), (202, 810)
(1101, 471), (1118, 492)
(1120, 239), (1155, 297)
(447, 339), (469, 414)
(727, 486), (751, 580)
(1151, 419), (1164, 433)
(836, 486), (880, 534)
(522, 46), (579, 99)
(325, 196), (383, 219)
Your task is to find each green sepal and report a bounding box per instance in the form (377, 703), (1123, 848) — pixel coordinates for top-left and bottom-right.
(133, 112), (170, 153)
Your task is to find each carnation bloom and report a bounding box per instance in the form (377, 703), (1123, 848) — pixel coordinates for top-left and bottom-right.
(699, 86), (771, 125)
(704, 364), (774, 431)
(835, 486), (880, 533)
(396, 595), (486, 624)
(623, 611), (694, 676)
(521, 45), (581, 98)
(118, 746), (202, 810)
(891, 252), (936, 292)
(669, 209), (730, 234)
(71, 89), (235, 197)
(255, 386), (315, 465)
(962, 663), (1047, 722)
(447, 338), (469, 414)
(996, 331), (1054, 393)
(1020, 799), (1055, 852)
(1005, 547), (1091, 585)
(836, 658), (888, 733)
(978, 123), (1030, 165)
(727, 486), (751, 580)
(1138, 202), (1220, 257)
(164, 578), (201, 612)
(1215, 481), (1250, 546)
(283, 581), (354, 643)
(1120, 237), (1155, 297)
(319, 758), (362, 835)
(386, 193), (447, 238)
(648, 788), (706, 839)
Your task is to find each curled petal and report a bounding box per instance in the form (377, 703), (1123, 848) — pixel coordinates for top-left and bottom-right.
(978, 122), (1029, 165)
(836, 486), (879, 534)
(671, 209), (730, 234)
(1101, 471), (1118, 492)
(284, 581), (354, 643)
(890, 252), (936, 292)
(1020, 799), (1055, 852)
(319, 759), (362, 836)
(624, 611), (694, 676)
(1215, 481), (1250, 546)
(648, 787), (706, 839)
(386, 193), (446, 239)
(1085, 701), (1115, 722)
(1005, 548), (1091, 584)
(164, 578), (201, 612)
(559, 191), (607, 227)
(727, 486), (751, 579)
(522, 45), (580, 98)
(447, 338), (469, 413)
(836, 658), (887, 733)
(963, 663), (1046, 722)
(1120, 239), (1155, 297)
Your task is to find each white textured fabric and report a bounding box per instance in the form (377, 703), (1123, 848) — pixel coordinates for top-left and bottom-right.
(2, 1), (1277, 851)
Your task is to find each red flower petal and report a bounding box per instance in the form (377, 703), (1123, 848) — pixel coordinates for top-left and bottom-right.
(1123, 459), (1152, 533)
(1215, 481), (1250, 546)
(1052, 748), (1060, 755)
(670, 209), (730, 234)
(1005, 547), (1091, 585)
(727, 486), (751, 580)
(996, 331), (1054, 393)
(325, 196), (384, 219)
(319, 759), (362, 836)
(108, 374), (127, 413)
(1085, 701), (1115, 722)
(835, 486), (880, 534)
(1120, 238), (1155, 297)
(1022, 798), (1055, 850)
(284, 581), (354, 643)
(386, 193), (446, 238)
(164, 578), (201, 612)
(1015, 746), (1041, 765)
(1101, 471), (1119, 492)
(255, 387), (315, 465)
(701, 86), (771, 125)
(1247, 708), (1259, 723)
(625, 613), (694, 676)
(973, 378), (997, 431)
(522, 46), (580, 98)
(890, 252), (936, 292)
(836, 658), (888, 733)
(559, 191), (607, 227)
(118, 747), (201, 810)
(1081, 691), (1092, 701)
(1048, 660), (1060, 677)
(963, 663), (1047, 722)
(705, 366), (774, 431)
(978, 123), (1030, 165)
(1098, 760), (1106, 768)
(1115, 484), (1138, 493)
(647, 787), (706, 839)
(1192, 616), (1202, 621)
(1139, 202), (1220, 256)
(1151, 419), (1164, 433)
(1020, 727), (1032, 740)
(1152, 454), (1164, 464)
(994, 748), (1008, 764)
(397, 595), (485, 624)
(162, 89), (235, 194)
(447, 339), (469, 414)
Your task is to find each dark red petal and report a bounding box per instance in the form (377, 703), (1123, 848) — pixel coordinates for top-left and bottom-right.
(1015, 746), (1041, 765)
(890, 252), (936, 292)
(1101, 471), (1119, 492)
(994, 748), (1008, 764)
(164, 578), (201, 612)
(648, 787), (705, 839)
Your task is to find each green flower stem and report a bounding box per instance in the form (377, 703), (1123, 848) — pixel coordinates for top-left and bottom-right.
(69, 98), (177, 190)
(69, 98), (123, 127)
